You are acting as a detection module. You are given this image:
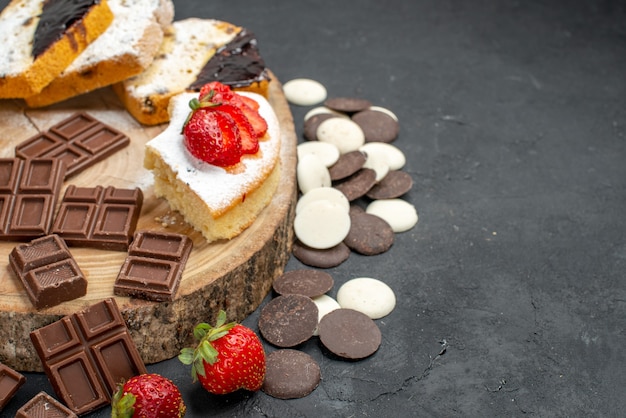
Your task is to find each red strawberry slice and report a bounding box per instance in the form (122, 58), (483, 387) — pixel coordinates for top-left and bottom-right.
(183, 107), (243, 167)
(216, 104), (259, 155)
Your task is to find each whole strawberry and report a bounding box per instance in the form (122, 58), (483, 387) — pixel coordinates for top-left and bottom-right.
(111, 373), (186, 418)
(178, 310), (266, 395)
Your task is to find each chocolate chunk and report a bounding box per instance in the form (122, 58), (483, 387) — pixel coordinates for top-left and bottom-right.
(262, 349), (321, 399)
(344, 212), (395, 256)
(0, 362), (26, 410)
(351, 109), (400, 143)
(0, 158), (65, 241)
(52, 185), (143, 251)
(303, 113), (338, 141)
(333, 168), (377, 201)
(273, 269), (334, 298)
(259, 294), (318, 348)
(30, 298), (147, 415)
(16, 391), (77, 418)
(324, 97), (372, 114)
(318, 308), (382, 360)
(114, 230), (193, 301)
(15, 112), (130, 179)
(366, 170), (413, 199)
(9, 234), (87, 309)
(292, 240), (351, 268)
(328, 150), (367, 181)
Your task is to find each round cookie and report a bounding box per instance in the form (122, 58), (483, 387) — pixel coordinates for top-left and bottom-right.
(262, 349), (321, 399)
(283, 78), (327, 106)
(273, 269), (334, 298)
(344, 212), (394, 255)
(324, 97), (372, 113)
(366, 198), (418, 232)
(294, 199), (351, 249)
(292, 240), (351, 268)
(352, 109), (399, 143)
(303, 113), (339, 141)
(333, 168), (377, 201)
(359, 142), (406, 170)
(297, 141), (340, 167)
(328, 150), (367, 181)
(366, 170), (413, 199)
(336, 277), (396, 319)
(295, 186), (350, 215)
(318, 308), (382, 359)
(259, 294), (319, 348)
(317, 117), (365, 154)
(297, 154), (331, 194)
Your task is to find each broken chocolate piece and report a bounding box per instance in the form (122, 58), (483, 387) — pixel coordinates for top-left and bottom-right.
(9, 234), (87, 309)
(0, 362), (26, 411)
(15, 391), (77, 418)
(29, 298), (147, 415)
(15, 112), (130, 179)
(0, 158), (65, 241)
(52, 185), (143, 251)
(114, 230), (193, 301)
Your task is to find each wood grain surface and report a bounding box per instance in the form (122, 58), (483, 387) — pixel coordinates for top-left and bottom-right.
(0, 76), (297, 371)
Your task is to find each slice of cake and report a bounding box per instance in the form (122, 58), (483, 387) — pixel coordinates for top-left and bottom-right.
(0, 0), (114, 98)
(24, 0), (175, 107)
(144, 89), (281, 242)
(114, 18), (270, 125)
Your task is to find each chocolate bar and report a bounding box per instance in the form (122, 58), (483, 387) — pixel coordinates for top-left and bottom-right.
(9, 234), (87, 309)
(52, 185), (143, 251)
(15, 391), (77, 418)
(15, 112), (130, 179)
(114, 230), (193, 301)
(0, 362), (26, 411)
(30, 298), (147, 415)
(0, 158), (65, 241)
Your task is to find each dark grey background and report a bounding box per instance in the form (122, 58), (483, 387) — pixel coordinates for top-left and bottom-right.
(2, 0), (626, 416)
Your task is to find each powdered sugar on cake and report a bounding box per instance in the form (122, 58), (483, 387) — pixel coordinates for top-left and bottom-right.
(145, 91), (280, 215)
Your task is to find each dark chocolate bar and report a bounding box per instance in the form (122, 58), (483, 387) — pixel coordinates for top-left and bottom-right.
(114, 230), (193, 301)
(52, 185), (143, 251)
(0, 158), (65, 241)
(0, 362), (26, 411)
(9, 234), (87, 309)
(15, 391), (78, 418)
(30, 298), (147, 415)
(15, 112), (130, 179)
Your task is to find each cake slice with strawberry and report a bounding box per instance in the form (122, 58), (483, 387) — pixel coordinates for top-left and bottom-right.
(144, 82), (281, 242)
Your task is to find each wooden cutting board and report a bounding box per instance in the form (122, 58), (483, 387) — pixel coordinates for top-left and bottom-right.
(0, 76), (297, 372)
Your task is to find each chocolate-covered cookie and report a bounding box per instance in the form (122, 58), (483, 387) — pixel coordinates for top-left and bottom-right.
(352, 109), (399, 143)
(318, 308), (382, 359)
(292, 240), (351, 268)
(333, 168), (377, 201)
(344, 212), (394, 255)
(262, 349), (321, 399)
(366, 170), (413, 199)
(259, 294), (318, 348)
(273, 269), (334, 298)
(324, 97), (372, 113)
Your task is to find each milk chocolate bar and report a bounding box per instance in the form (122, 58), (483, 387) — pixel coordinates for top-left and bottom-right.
(15, 112), (130, 179)
(0, 362), (26, 411)
(30, 298), (147, 415)
(15, 391), (77, 418)
(9, 234), (87, 309)
(52, 185), (143, 251)
(114, 231), (193, 301)
(0, 158), (65, 241)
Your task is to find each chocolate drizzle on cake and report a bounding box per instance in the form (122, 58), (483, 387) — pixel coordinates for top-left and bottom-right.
(189, 28), (270, 91)
(32, 0), (100, 58)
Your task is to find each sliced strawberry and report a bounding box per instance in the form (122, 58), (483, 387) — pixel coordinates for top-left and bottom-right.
(239, 95), (260, 111)
(216, 104), (259, 155)
(198, 81), (232, 101)
(183, 108), (243, 167)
